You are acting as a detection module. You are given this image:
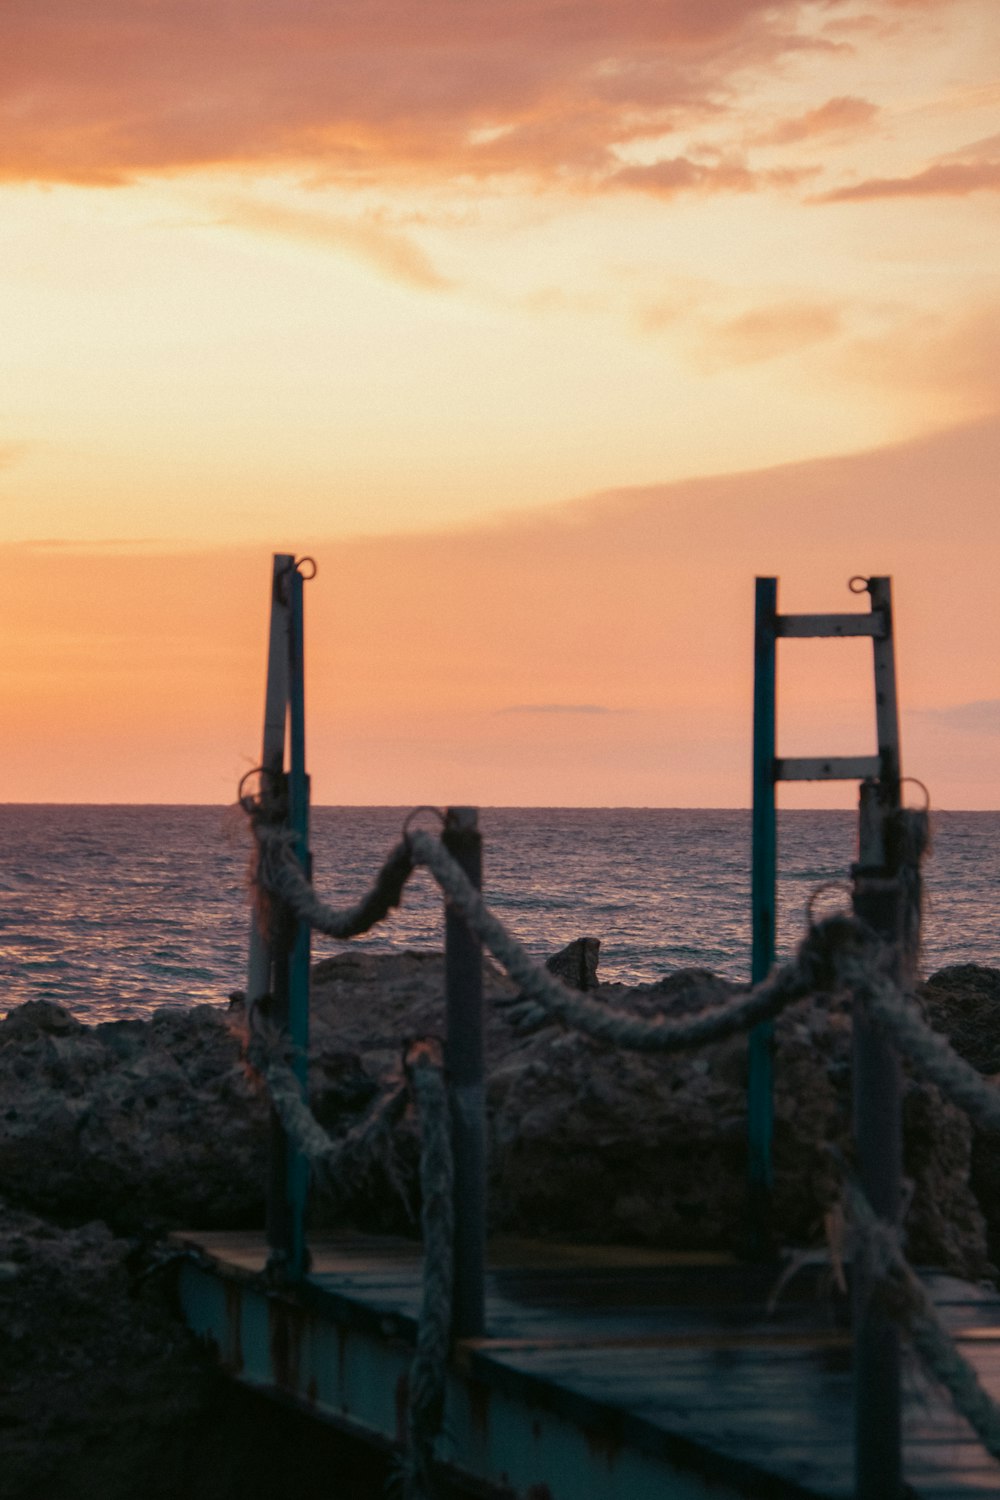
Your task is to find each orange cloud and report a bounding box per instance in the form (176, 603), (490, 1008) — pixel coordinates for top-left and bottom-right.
(1, 418), (998, 806)
(820, 160), (1000, 200)
(215, 198), (452, 290)
(609, 156), (811, 198)
(817, 133), (1000, 201)
(0, 1), (951, 189)
(835, 302), (1000, 415)
(694, 301), (843, 368)
(755, 95), (879, 145)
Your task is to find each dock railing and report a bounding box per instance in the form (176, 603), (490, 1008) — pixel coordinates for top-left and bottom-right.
(239, 782), (1000, 1500)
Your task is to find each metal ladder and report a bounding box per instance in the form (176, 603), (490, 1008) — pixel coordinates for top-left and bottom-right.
(750, 574), (909, 1499)
(748, 573), (901, 1222)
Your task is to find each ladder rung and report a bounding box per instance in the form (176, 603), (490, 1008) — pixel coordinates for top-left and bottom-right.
(776, 755), (881, 782)
(776, 613), (885, 639)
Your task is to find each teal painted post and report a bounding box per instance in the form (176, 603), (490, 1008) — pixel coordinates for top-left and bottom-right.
(443, 807), (486, 1339)
(852, 783), (903, 1499)
(247, 554), (292, 1009)
(285, 562), (311, 1278)
(258, 555), (295, 1275)
(748, 577), (777, 1249)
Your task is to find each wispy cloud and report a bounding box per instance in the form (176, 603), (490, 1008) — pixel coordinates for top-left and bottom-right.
(834, 301), (1000, 411)
(915, 700), (1000, 734)
(496, 703), (626, 716)
(754, 95), (880, 147)
(215, 198), (453, 291)
(816, 133), (1000, 203)
(692, 299), (843, 368)
(609, 156), (811, 199)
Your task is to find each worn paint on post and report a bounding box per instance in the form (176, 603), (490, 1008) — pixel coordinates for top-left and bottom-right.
(444, 806), (486, 1341)
(748, 577), (777, 1243)
(285, 560), (311, 1278)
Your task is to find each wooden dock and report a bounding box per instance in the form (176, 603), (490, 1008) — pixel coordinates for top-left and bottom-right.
(209, 562), (999, 1499)
(173, 1230), (1000, 1499)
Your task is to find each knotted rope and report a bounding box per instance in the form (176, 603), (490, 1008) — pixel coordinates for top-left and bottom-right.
(256, 824), (415, 939)
(245, 1008), (408, 1189)
(252, 819), (852, 1055)
(403, 1040), (454, 1500)
(247, 804), (1000, 1478)
(846, 1177), (1000, 1461)
(842, 957), (1000, 1134)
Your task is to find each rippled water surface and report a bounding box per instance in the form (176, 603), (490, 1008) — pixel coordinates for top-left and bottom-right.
(0, 805), (996, 1022)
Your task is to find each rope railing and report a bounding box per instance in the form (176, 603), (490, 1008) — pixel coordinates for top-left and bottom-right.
(246, 1012), (409, 1191)
(403, 1039), (454, 1500)
(245, 1012), (454, 1495)
(253, 819), (853, 1052)
(846, 1176), (1000, 1463)
(842, 956), (1000, 1136)
(245, 804), (1000, 1492)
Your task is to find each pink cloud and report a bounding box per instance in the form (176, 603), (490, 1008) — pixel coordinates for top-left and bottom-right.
(695, 300), (844, 368)
(755, 95), (880, 146)
(819, 160), (1000, 201)
(610, 155), (811, 198)
(0, 1), (947, 189)
(817, 132), (1000, 202)
(215, 198), (453, 289)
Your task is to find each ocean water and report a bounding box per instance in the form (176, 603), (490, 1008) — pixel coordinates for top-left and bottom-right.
(0, 805), (996, 1024)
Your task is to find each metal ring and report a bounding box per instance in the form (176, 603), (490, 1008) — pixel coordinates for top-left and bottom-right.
(294, 556), (317, 580)
(402, 805), (446, 840)
(237, 766), (266, 805)
(848, 576), (871, 595)
(806, 881), (854, 926)
(237, 764), (282, 809)
(900, 777), (931, 812)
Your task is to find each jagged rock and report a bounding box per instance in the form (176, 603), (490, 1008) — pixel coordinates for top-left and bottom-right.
(1, 951), (996, 1496)
(0, 1001), (268, 1232)
(0, 1199), (206, 1497)
(0, 952), (994, 1278)
(920, 964), (1000, 1272)
(306, 951), (992, 1276)
(921, 965), (1000, 1073)
(544, 936), (601, 991)
(0, 1198), (389, 1500)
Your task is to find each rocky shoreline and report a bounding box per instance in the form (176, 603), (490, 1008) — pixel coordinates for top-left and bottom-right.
(2, 945), (999, 1496)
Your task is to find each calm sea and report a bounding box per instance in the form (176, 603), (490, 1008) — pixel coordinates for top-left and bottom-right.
(0, 805), (996, 1024)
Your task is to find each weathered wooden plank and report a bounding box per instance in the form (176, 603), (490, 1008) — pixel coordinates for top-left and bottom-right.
(174, 1230), (1000, 1500)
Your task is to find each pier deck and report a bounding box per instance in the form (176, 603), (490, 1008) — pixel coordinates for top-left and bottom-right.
(173, 1231), (1000, 1499)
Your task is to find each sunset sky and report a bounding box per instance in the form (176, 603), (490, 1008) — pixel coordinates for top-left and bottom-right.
(2, 0), (998, 807)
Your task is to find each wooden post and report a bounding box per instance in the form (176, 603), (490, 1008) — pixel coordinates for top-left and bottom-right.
(257, 554), (311, 1279)
(443, 806), (486, 1340)
(853, 574), (905, 1499)
(247, 554), (292, 1009)
(852, 783), (904, 1500)
(284, 562), (311, 1277)
(748, 577), (777, 1250)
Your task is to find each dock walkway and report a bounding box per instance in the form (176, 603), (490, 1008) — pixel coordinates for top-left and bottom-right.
(174, 1230), (1000, 1500)
(190, 560), (1000, 1498)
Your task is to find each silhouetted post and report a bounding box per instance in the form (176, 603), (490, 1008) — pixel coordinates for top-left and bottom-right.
(749, 576), (778, 1251)
(852, 786), (904, 1499)
(248, 554), (292, 1010)
(284, 562), (311, 1276)
(443, 806), (486, 1339)
(263, 557), (311, 1280)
